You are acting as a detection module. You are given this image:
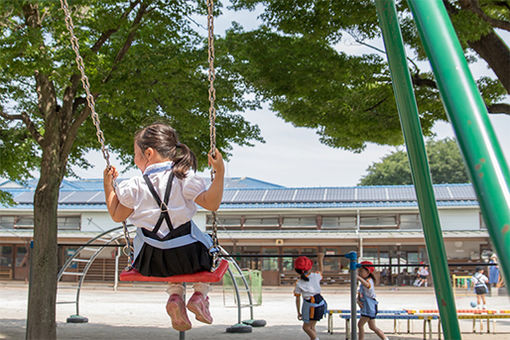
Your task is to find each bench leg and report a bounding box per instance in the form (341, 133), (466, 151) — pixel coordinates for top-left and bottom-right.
(487, 316), (490, 334)
(328, 313), (332, 334)
(407, 318), (411, 334)
(438, 319), (442, 340)
(345, 318), (350, 340)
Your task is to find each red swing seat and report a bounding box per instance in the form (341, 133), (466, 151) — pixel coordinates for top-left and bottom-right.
(119, 259), (229, 283)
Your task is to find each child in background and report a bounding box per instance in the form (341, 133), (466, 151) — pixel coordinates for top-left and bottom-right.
(103, 123), (224, 331)
(294, 254), (327, 340)
(472, 266), (489, 309)
(357, 261), (389, 340)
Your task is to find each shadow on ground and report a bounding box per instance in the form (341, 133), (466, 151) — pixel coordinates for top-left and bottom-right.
(0, 318), (431, 340)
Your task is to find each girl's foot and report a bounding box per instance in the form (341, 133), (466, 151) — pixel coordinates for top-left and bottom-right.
(166, 294), (192, 331)
(187, 292), (213, 324)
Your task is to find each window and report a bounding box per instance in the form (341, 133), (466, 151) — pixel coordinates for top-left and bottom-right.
(281, 216), (316, 229)
(323, 248), (341, 272)
(15, 216), (34, 229)
(244, 217), (279, 230)
(322, 216), (357, 230)
(282, 248), (299, 272)
(400, 214), (422, 230)
(0, 246), (12, 267)
(57, 216), (80, 230)
(360, 215), (397, 229)
(206, 216), (241, 229)
(261, 248), (278, 271)
(0, 216), (15, 229)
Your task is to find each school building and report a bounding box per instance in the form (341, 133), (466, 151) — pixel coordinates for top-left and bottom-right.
(0, 177), (492, 286)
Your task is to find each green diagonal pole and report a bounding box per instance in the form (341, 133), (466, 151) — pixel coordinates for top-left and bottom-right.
(375, 1), (461, 338)
(408, 0), (510, 291)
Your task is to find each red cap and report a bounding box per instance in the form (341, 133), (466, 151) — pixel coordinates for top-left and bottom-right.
(294, 256), (313, 271)
(360, 261), (375, 273)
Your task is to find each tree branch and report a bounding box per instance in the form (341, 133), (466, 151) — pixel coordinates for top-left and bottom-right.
(0, 110), (44, 145)
(488, 103), (510, 115)
(412, 74), (437, 89)
(90, 0), (142, 53)
(460, 0), (510, 32)
(102, 2), (150, 83)
(61, 105), (91, 160)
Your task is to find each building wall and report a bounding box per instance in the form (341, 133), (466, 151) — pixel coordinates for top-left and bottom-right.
(81, 212), (117, 232)
(444, 240), (483, 260)
(439, 209), (480, 231)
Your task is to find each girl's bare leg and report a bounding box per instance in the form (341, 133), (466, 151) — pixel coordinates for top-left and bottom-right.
(368, 319), (386, 339)
(302, 321), (317, 340)
(358, 316), (369, 340)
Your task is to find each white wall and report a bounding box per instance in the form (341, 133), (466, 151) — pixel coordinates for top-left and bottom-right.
(439, 209), (479, 231)
(81, 212), (118, 232)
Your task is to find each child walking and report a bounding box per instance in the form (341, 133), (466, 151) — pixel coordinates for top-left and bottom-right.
(294, 254), (327, 340)
(472, 266), (489, 309)
(357, 261), (389, 340)
(103, 123), (224, 331)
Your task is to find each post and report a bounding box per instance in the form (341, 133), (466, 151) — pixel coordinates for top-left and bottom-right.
(375, 1), (461, 338)
(407, 0), (510, 292)
(346, 251), (358, 340)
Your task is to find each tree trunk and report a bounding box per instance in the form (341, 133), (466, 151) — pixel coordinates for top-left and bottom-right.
(26, 145), (64, 340)
(468, 30), (510, 94)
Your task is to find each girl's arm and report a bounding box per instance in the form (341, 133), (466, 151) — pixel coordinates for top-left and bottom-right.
(295, 295), (302, 320)
(195, 149), (224, 211)
(357, 275), (371, 289)
(104, 167), (134, 222)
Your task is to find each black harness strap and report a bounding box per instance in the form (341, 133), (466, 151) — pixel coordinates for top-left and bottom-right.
(143, 171), (175, 235)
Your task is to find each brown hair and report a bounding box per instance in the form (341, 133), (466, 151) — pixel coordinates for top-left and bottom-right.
(134, 123), (197, 179)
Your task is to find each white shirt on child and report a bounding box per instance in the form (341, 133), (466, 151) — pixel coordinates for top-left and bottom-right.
(115, 161), (207, 238)
(294, 272), (322, 299)
(359, 278), (376, 299)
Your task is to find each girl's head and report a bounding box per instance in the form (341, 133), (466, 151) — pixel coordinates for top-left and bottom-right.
(476, 266), (484, 273)
(134, 123), (197, 179)
(359, 261), (376, 282)
(294, 256), (313, 282)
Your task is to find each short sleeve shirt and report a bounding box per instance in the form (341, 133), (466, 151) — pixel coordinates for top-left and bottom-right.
(115, 161), (207, 238)
(359, 278), (376, 299)
(294, 272), (322, 299)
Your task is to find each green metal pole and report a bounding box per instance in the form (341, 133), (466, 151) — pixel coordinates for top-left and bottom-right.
(375, 1), (461, 338)
(408, 0), (510, 291)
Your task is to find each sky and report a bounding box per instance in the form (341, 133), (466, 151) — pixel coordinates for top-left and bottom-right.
(69, 3), (510, 188)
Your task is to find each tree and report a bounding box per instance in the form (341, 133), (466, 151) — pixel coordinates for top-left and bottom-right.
(223, 0), (509, 151)
(0, 1), (262, 338)
(358, 138), (471, 185)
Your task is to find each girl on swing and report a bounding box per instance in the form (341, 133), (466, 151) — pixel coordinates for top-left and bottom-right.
(103, 122), (224, 332)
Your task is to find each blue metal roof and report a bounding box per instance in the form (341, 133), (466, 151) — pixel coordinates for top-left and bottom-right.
(0, 178), (479, 210)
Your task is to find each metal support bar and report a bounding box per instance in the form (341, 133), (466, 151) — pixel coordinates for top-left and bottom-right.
(407, 0), (510, 292)
(346, 251), (358, 340)
(375, 1), (461, 338)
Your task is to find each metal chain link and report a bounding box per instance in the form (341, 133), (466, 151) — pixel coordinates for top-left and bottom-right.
(207, 0), (220, 270)
(60, 0), (134, 265)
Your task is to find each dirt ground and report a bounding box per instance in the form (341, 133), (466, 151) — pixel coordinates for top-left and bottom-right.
(1, 281), (509, 340)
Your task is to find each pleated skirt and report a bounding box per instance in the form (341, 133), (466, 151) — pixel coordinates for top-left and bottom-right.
(133, 221), (213, 277)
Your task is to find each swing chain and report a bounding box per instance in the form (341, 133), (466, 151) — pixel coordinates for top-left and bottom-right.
(207, 0), (219, 270)
(60, 0), (134, 265)
(60, 0), (111, 168)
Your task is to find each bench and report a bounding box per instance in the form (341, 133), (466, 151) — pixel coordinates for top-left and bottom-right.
(327, 309), (407, 334)
(336, 313), (439, 340)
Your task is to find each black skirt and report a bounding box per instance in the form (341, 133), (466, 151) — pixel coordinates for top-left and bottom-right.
(134, 221), (213, 277)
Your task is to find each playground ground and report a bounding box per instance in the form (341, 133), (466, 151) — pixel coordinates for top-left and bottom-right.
(0, 281), (509, 340)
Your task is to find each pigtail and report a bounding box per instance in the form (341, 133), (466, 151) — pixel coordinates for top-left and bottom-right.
(295, 268), (310, 282)
(172, 142), (197, 179)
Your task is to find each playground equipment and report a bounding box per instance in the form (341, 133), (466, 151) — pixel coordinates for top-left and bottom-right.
(56, 226), (265, 334)
(375, 1), (510, 339)
(55, 0), (510, 339)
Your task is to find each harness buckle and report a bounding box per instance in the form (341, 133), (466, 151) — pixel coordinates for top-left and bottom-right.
(160, 202), (169, 213)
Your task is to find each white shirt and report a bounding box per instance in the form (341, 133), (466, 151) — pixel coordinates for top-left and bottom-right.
(472, 272), (488, 288)
(359, 278), (376, 299)
(418, 267), (429, 276)
(115, 161), (207, 238)
(294, 272), (322, 299)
